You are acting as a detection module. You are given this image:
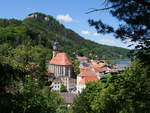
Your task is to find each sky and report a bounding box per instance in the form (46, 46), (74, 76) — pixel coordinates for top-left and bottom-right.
(0, 0), (132, 49)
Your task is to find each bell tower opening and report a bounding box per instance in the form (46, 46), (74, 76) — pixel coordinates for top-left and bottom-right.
(52, 40), (60, 58)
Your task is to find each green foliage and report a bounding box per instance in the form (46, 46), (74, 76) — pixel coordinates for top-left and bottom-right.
(71, 58), (80, 77)
(0, 62), (26, 92)
(60, 84), (67, 92)
(88, 0), (150, 64)
(72, 61), (150, 113)
(16, 76), (64, 113)
(0, 75), (64, 113)
(72, 82), (102, 113)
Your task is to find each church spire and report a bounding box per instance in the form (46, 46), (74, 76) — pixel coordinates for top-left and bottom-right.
(52, 40), (59, 58)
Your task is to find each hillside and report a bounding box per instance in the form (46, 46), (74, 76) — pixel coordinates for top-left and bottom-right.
(0, 12), (129, 70)
(25, 12), (129, 59)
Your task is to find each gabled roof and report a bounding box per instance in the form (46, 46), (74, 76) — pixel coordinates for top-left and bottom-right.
(90, 60), (106, 68)
(49, 53), (72, 66)
(79, 76), (99, 84)
(79, 67), (100, 84)
(93, 67), (108, 73)
(80, 69), (96, 77)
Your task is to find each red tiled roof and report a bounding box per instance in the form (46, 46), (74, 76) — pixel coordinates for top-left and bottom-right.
(79, 76), (99, 84)
(79, 67), (100, 84)
(93, 67), (108, 73)
(80, 69), (96, 77)
(80, 56), (89, 60)
(49, 53), (72, 66)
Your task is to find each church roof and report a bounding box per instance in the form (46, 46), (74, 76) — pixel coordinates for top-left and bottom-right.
(49, 53), (72, 66)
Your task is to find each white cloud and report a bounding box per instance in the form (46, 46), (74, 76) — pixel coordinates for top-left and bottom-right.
(56, 14), (73, 22)
(98, 38), (131, 49)
(99, 38), (116, 45)
(26, 7), (36, 12)
(81, 30), (100, 36)
(80, 30), (132, 49)
(81, 30), (92, 35)
(93, 32), (100, 36)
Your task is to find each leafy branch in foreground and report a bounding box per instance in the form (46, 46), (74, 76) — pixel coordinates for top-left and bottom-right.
(88, 0), (150, 64)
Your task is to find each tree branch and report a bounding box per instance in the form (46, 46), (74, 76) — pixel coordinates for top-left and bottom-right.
(133, 0), (150, 7)
(86, 0), (150, 14)
(86, 4), (120, 14)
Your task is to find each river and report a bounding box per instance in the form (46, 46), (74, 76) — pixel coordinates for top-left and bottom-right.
(114, 60), (131, 70)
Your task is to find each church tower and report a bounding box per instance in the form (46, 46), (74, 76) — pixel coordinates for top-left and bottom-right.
(48, 41), (76, 91)
(52, 40), (59, 58)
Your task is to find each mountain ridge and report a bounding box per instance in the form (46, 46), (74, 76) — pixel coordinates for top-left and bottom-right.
(0, 12), (129, 61)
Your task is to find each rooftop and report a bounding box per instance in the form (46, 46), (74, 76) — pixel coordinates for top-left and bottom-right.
(49, 53), (72, 66)
(79, 67), (100, 84)
(79, 76), (99, 84)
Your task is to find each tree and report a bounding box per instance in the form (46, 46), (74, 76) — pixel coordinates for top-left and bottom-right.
(15, 75), (64, 113)
(88, 0), (150, 64)
(72, 82), (102, 113)
(0, 74), (64, 113)
(60, 84), (67, 92)
(72, 61), (150, 113)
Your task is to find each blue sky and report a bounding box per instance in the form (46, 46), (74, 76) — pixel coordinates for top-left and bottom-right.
(0, 0), (131, 48)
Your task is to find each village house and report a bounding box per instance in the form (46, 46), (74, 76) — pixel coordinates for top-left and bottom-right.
(76, 67), (100, 93)
(76, 57), (121, 92)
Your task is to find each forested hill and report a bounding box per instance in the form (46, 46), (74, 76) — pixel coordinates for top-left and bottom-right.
(0, 12), (129, 62)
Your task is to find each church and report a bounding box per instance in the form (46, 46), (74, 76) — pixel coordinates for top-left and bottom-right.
(47, 41), (76, 91)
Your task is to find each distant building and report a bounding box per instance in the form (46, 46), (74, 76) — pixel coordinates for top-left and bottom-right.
(27, 13), (38, 19)
(76, 59), (120, 92)
(50, 76), (76, 91)
(47, 41), (76, 91)
(77, 67), (100, 93)
(77, 56), (89, 64)
(44, 16), (50, 21)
